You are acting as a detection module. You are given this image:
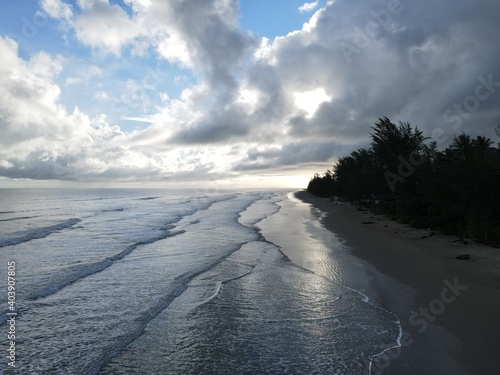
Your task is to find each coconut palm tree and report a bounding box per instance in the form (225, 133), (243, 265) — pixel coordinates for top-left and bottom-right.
(370, 117), (427, 170)
(472, 135), (494, 159)
(449, 133), (473, 160)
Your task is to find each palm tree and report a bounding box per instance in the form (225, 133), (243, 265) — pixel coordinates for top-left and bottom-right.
(370, 117), (427, 170)
(472, 135), (494, 159)
(450, 134), (494, 161)
(449, 133), (473, 160)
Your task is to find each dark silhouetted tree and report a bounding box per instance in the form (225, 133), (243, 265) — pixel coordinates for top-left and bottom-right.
(307, 118), (500, 245)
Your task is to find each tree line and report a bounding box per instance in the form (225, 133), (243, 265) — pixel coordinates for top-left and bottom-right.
(307, 117), (500, 245)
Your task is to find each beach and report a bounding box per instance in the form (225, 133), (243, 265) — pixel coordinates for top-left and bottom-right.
(1, 188), (498, 373)
(296, 190), (500, 374)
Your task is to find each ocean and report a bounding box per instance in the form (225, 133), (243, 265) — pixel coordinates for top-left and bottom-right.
(0, 189), (401, 374)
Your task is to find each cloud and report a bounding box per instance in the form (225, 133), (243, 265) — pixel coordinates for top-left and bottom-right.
(233, 140), (357, 172)
(170, 110), (250, 144)
(43, 0), (261, 141)
(293, 88), (331, 118)
(0, 36), (157, 181)
(73, 0), (142, 56)
(3, 0), (500, 187)
(254, 0), (500, 144)
(41, 0), (73, 20)
(299, 1), (319, 13)
(0, 36), (261, 184)
(0, 37), (74, 152)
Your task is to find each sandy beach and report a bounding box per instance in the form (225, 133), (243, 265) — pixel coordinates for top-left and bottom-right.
(296, 190), (500, 375)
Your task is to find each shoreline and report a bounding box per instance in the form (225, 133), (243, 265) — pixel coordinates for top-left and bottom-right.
(295, 190), (500, 375)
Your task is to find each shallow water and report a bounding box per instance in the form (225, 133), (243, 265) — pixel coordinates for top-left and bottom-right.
(0, 189), (400, 374)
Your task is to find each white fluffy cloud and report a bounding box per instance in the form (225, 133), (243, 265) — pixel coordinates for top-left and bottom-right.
(0, 34), (262, 185)
(74, 0), (142, 55)
(299, 1), (319, 13)
(0, 36), (179, 181)
(41, 0), (73, 20)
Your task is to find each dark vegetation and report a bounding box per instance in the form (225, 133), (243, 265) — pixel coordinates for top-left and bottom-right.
(307, 117), (500, 245)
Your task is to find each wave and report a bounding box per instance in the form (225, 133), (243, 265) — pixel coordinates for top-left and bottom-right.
(0, 228), (188, 326)
(0, 195), (239, 325)
(0, 194), (246, 335)
(237, 196), (281, 227)
(0, 215), (39, 222)
(28, 229), (187, 301)
(89, 197), (261, 373)
(93, 239), (254, 374)
(0, 218), (82, 248)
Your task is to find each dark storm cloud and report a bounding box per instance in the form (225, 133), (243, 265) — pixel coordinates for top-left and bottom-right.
(170, 109), (250, 144)
(263, 0), (500, 146)
(233, 141), (357, 171)
(151, 0), (258, 94)
(0, 152), (78, 180)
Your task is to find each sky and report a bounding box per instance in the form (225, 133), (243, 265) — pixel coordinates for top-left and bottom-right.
(0, 0), (499, 189)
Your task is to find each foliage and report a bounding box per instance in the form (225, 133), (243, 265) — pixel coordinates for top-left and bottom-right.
(307, 117), (500, 245)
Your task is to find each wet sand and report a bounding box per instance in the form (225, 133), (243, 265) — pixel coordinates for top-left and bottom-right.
(296, 190), (500, 375)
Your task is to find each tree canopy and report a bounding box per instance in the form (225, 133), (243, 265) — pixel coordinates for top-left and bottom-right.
(307, 117), (500, 245)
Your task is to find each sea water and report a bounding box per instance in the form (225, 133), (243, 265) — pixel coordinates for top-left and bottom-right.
(0, 189), (401, 374)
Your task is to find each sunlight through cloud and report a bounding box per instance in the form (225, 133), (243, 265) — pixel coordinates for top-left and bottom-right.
(293, 88), (331, 118)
